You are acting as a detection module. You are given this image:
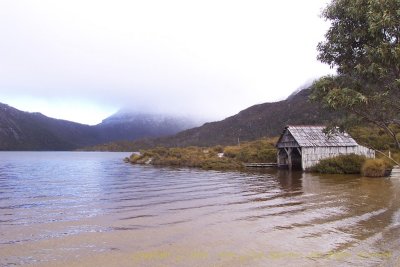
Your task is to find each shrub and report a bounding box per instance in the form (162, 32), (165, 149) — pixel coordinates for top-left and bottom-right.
(361, 159), (390, 177)
(312, 154), (366, 174)
(349, 126), (398, 150)
(129, 154), (142, 162)
(223, 146), (240, 158)
(201, 158), (244, 170)
(256, 148), (277, 163)
(212, 145), (224, 153)
(223, 138), (277, 163)
(237, 149), (253, 162)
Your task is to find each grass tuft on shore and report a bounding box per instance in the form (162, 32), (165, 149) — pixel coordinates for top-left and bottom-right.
(361, 159), (392, 177)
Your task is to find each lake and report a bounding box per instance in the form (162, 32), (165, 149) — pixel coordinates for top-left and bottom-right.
(0, 152), (399, 266)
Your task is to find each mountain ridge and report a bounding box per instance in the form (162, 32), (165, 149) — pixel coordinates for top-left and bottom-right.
(0, 88), (339, 151)
(86, 88), (340, 151)
(158, 88), (336, 146)
(0, 104), (200, 150)
(0, 103), (98, 150)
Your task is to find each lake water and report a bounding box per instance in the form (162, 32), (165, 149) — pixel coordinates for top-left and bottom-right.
(0, 152), (399, 266)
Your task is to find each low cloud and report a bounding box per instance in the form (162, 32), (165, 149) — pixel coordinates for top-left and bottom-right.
(0, 0), (335, 124)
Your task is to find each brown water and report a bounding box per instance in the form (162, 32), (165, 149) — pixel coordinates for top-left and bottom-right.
(0, 152), (399, 266)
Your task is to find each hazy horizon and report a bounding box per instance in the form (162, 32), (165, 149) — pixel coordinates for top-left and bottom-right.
(0, 0), (335, 125)
(1, 84), (310, 126)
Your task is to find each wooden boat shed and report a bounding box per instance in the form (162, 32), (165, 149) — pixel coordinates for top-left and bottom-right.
(276, 126), (375, 170)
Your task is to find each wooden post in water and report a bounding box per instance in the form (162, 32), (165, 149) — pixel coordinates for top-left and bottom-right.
(277, 150), (281, 167)
(284, 147), (293, 171)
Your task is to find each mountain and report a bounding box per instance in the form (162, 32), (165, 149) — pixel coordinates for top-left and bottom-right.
(107, 88), (339, 150)
(163, 88), (338, 146)
(0, 103), (100, 150)
(94, 110), (200, 143)
(0, 104), (202, 150)
(0, 88), (338, 151)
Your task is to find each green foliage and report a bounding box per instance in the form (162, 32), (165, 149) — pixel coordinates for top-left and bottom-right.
(361, 159), (389, 177)
(312, 154), (367, 174)
(311, 0), (400, 148)
(318, 0), (400, 77)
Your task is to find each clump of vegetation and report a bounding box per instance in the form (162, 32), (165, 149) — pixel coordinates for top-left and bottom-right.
(361, 159), (391, 177)
(223, 138), (277, 163)
(311, 154), (367, 174)
(349, 126), (399, 151)
(128, 138), (277, 171)
(129, 146), (244, 170)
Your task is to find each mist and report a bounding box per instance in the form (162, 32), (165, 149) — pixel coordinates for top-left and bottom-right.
(0, 0), (335, 125)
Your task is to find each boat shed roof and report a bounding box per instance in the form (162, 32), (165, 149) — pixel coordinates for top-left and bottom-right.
(279, 125), (359, 147)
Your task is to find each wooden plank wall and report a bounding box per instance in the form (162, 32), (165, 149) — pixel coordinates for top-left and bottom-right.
(301, 146), (375, 170)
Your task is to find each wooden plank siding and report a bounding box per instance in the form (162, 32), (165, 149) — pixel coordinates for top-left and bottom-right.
(276, 130), (299, 148)
(301, 146), (375, 170)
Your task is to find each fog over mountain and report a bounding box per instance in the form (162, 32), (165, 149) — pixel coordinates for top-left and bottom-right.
(0, 0), (335, 125)
(94, 109), (204, 143)
(82, 87), (342, 151)
(0, 103), (202, 150)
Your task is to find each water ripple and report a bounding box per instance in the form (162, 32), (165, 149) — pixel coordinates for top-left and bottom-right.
(0, 152), (399, 266)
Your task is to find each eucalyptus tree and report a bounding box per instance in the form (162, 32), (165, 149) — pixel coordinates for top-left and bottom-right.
(311, 0), (400, 148)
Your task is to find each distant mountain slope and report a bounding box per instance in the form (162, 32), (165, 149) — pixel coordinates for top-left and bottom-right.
(115, 88), (339, 149)
(94, 110), (201, 143)
(0, 88), (338, 151)
(0, 103), (203, 150)
(0, 103), (100, 150)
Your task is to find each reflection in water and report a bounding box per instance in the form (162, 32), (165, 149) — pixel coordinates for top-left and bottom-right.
(0, 152), (399, 266)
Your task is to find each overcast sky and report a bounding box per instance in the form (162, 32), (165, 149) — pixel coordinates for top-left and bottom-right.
(0, 0), (335, 125)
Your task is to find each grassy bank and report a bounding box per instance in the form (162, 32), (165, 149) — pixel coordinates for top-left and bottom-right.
(127, 138), (277, 171)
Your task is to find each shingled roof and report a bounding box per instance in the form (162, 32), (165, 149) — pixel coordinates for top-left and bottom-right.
(283, 125), (358, 147)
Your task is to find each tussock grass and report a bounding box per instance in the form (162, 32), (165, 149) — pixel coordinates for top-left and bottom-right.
(361, 159), (390, 177)
(311, 154), (367, 174)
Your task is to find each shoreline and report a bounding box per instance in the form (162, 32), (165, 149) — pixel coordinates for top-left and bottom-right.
(125, 139), (278, 172)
